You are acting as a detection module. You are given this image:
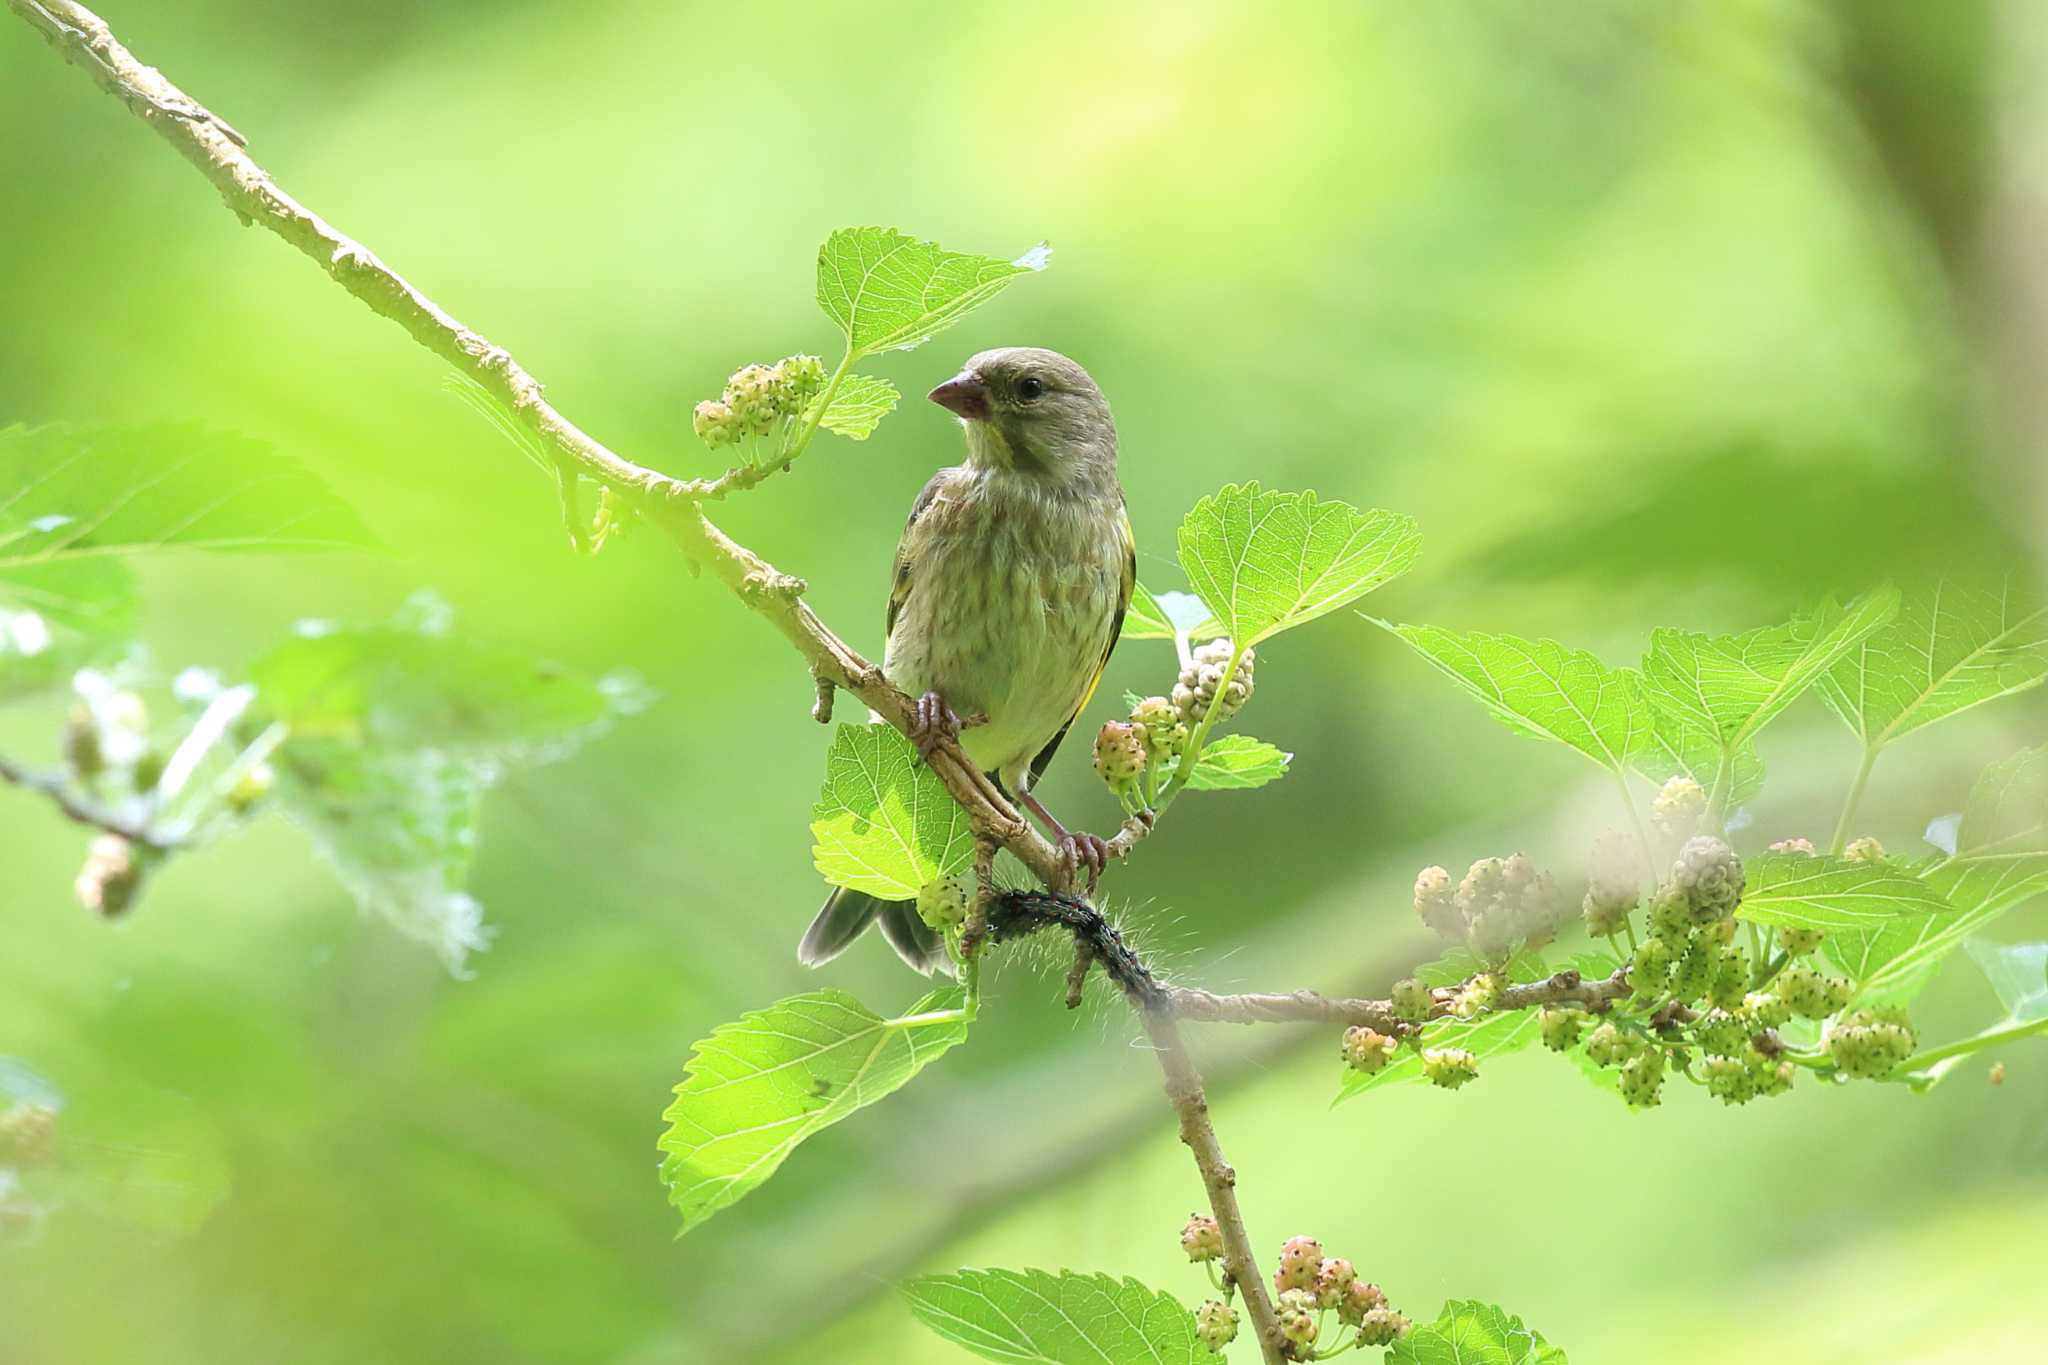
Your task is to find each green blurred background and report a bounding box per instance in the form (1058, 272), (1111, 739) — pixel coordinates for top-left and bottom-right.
(4, 1), (2046, 1360)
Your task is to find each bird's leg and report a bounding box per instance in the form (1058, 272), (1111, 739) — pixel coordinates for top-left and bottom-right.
(1017, 787), (1112, 891)
(907, 691), (985, 762)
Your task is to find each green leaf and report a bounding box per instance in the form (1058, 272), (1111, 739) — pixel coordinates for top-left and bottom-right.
(816, 228), (1047, 358)
(1639, 587), (1899, 749)
(809, 374), (900, 440)
(1816, 580), (2048, 752)
(250, 592), (639, 764)
(1387, 1299), (1568, 1365)
(1737, 852), (1955, 933)
(1173, 733), (1290, 790)
(903, 1268), (1202, 1365)
(1178, 484), (1420, 646)
(1631, 707), (1764, 810)
(0, 422), (372, 567)
(1955, 743), (2048, 860)
(1121, 585), (1221, 643)
(659, 987), (968, 1236)
(1380, 625), (1644, 775)
(1965, 937), (2048, 1022)
(1336, 1010), (1542, 1103)
(256, 593), (643, 969)
(811, 723), (975, 899)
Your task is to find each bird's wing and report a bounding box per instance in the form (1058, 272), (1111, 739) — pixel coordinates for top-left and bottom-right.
(1027, 498), (1136, 789)
(885, 472), (946, 645)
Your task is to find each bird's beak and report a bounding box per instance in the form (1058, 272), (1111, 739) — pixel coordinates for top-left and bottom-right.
(927, 369), (990, 422)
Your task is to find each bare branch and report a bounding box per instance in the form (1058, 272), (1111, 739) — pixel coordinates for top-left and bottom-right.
(0, 753), (164, 848)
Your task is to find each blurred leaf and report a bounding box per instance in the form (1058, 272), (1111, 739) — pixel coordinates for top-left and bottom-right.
(1380, 624), (1644, 775)
(1122, 585), (1220, 643)
(1815, 580), (2048, 752)
(1387, 1299), (1568, 1365)
(1964, 938), (2048, 1021)
(1737, 852), (1954, 932)
(1640, 588), (1900, 749)
(1172, 733), (1290, 791)
(815, 227), (1046, 358)
(0, 422), (372, 566)
(1335, 1010), (1542, 1103)
(811, 722), (975, 899)
(902, 1268), (1201, 1365)
(251, 592), (638, 764)
(659, 987), (968, 1237)
(809, 374), (900, 441)
(1178, 484), (1419, 646)
(1830, 749), (2048, 1002)
(256, 594), (641, 968)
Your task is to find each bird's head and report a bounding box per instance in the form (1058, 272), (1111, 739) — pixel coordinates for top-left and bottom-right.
(928, 347), (1117, 483)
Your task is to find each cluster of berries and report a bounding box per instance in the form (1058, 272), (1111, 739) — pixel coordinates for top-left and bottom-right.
(1180, 1218), (1409, 1357)
(1825, 1006), (1918, 1078)
(1094, 640), (1256, 803)
(691, 354), (827, 449)
(1412, 852), (1565, 960)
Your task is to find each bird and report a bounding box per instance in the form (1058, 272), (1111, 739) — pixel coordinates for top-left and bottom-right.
(799, 346), (1136, 974)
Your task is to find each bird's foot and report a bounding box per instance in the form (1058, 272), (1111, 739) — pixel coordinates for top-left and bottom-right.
(1056, 831), (1113, 891)
(909, 690), (963, 763)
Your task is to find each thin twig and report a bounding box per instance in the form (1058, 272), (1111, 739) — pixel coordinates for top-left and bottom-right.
(0, 753), (165, 848)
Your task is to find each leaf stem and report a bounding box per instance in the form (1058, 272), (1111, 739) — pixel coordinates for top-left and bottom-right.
(1156, 642), (1247, 810)
(1889, 1015), (2048, 1076)
(776, 348), (856, 474)
(1829, 746), (1879, 855)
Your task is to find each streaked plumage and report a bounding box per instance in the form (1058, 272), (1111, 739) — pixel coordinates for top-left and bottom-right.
(800, 348), (1134, 974)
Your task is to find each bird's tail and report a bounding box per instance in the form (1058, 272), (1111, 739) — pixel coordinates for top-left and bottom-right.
(798, 887), (954, 976)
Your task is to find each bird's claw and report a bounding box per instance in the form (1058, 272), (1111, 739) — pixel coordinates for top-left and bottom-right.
(1058, 832), (1113, 891)
(909, 691), (963, 763)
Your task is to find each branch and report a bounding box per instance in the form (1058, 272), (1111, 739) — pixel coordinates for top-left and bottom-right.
(0, 753), (165, 848)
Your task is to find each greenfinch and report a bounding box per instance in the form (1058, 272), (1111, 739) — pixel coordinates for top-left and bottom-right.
(800, 347), (1136, 973)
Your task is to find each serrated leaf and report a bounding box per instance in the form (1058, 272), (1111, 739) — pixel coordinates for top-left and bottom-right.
(1121, 585), (1221, 643)
(1640, 588), (1899, 750)
(1630, 706), (1764, 811)
(1737, 852), (1955, 932)
(1387, 1299), (1568, 1365)
(1335, 1009), (1542, 1102)
(1178, 484), (1419, 646)
(1816, 580), (2048, 751)
(811, 723), (974, 898)
(1173, 733), (1290, 790)
(809, 374), (899, 440)
(904, 1268), (1202, 1365)
(1381, 625), (1644, 775)
(816, 228), (1046, 358)
(659, 987), (968, 1236)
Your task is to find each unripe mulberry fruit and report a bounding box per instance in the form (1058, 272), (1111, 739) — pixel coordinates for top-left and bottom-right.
(1768, 838), (1817, 857)
(1422, 1047), (1479, 1089)
(1391, 977), (1432, 1024)
(1585, 1021), (1641, 1068)
(1651, 775), (1707, 841)
(75, 834), (144, 918)
(1341, 1026), (1397, 1074)
(915, 875), (971, 933)
(1582, 829), (1640, 937)
(1092, 720), (1148, 796)
(1755, 1058), (1797, 1097)
(1540, 1006), (1586, 1052)
(723, 363), (790, 434)
(692, 399), (739, 448)
(1128, 695), (1188, 759)
(1172, 638), (1254, 728)
(1777, 964), (1851, 1021)
(1356, 1307), (1411, 1347)
(1412, 864), (1461, 940)
(1825, 1006), (1917, 1079)
(1743, 990), (1791, 1029)
(1671, 835), (1744, 922)
(1312, 1257), (1357, 1310)
(1844, 836), (1886, 864)
(0, 1102), (58, 1167)
(779, 353), (827, 403)
(1627, 936), (1675, 998)
(1704, 1054), (1756, 1105)
(1181, 1213), (1224, 1262)
(1707, 943), (1749, 1010)
(62, 703), (103, 781)
(1775, 926), (1825, 957)
(1274, 1289), (1319, 1347)
(1670, 939), (1717, 1005)
(1194, 1299), (1238, 1353)
(1274, 1235), (1324, 1291)
(1337, 1279), (1388, 1327)
(1619, 1050), (1666, 1107)
(1451, 973), (1499, 1020)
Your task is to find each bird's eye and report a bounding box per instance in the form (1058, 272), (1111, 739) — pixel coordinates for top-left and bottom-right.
(1016, 375), (1046, 402)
